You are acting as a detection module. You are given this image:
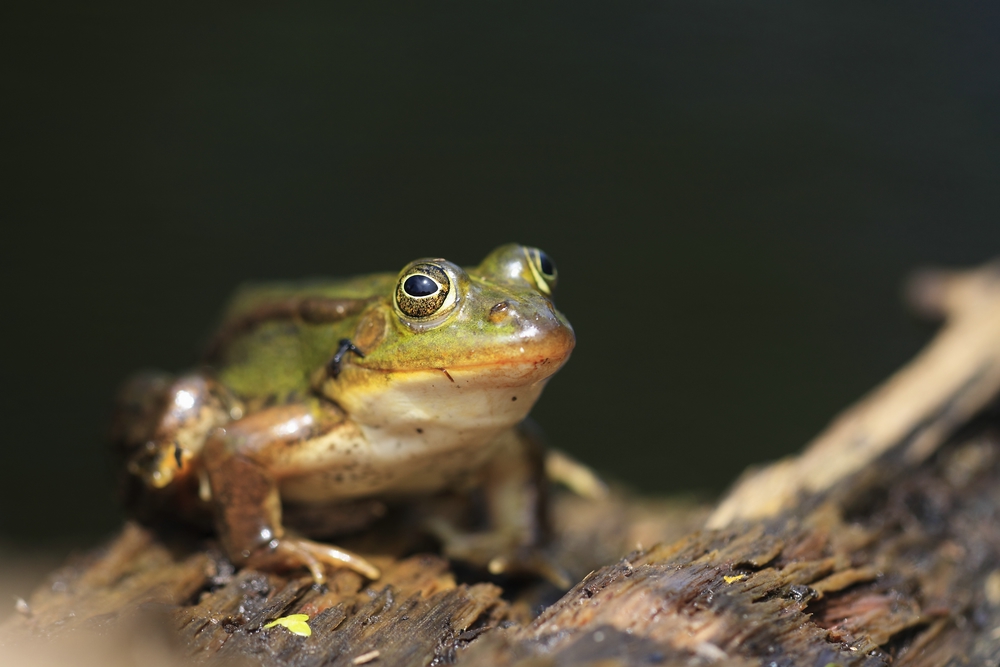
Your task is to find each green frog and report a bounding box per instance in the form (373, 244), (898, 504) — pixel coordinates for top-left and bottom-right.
(113, 244), (585, 585)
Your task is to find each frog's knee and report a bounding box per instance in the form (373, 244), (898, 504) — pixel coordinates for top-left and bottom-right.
(117, 373), (238, 490)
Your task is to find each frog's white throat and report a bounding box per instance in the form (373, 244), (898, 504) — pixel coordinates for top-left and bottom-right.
(344, 363), (551, 453)
(272, 361), (561, 501)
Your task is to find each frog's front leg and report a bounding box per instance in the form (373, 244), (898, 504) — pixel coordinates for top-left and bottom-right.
(427, 425), (569, 587)
(201, 407), (380, 583)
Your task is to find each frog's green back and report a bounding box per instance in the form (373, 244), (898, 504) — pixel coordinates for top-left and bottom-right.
(210, 273), (396, 402)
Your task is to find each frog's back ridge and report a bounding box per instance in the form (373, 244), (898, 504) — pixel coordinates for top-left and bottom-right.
(221, 273), (397, 321)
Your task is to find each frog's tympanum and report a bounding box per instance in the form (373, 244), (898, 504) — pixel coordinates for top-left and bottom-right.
(113, 244), (575, 585)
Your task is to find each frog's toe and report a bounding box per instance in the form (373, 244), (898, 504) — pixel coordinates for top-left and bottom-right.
(486, 550), (571, 589)
(246, 537), (381, 584)
(545, 449), (609, 500)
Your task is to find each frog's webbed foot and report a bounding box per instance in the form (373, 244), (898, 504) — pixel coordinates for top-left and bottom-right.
(244, 536), (381, 585)
(425, 517), (570, 589)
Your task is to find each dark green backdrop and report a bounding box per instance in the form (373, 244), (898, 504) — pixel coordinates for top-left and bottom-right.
(4, 2), (999, 547)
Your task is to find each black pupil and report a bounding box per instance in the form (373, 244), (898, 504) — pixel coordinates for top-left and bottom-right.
(538, 251), (555, 276)
(404, 274), (438, 297)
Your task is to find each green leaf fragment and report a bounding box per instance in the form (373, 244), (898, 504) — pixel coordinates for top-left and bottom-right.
(264, 613), (312, 637)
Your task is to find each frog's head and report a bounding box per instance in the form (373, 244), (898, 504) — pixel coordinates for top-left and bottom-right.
(319, 244), (574, 443)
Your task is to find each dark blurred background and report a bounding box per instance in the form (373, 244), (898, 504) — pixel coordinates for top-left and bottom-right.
(3, 1), (1000, 553)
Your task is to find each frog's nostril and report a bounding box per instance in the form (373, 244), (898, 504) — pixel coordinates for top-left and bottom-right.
(489, 301), (510, 323)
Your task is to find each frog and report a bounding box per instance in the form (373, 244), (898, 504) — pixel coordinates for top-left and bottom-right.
(113, 243), (585, 586)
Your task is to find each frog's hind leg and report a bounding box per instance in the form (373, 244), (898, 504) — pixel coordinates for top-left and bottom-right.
(114, 372), (235, 491)
(544, 449), (609, 500)
(425, 426), (570, 588)
(113, 371), (239, 527)
(201, 429), (380, 584)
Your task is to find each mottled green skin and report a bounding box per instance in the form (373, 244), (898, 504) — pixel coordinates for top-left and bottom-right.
(213, 274), (395, 401)
(210, 244), (571, 404)
(215, 318), (353, 401)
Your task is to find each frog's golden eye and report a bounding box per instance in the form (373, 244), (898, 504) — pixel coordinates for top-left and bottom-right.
(523, 247), (558, 294)
(395, 263), (456, 319)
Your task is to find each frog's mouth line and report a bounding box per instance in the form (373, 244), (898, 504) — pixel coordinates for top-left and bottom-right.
(350, 349), (573, 378)
(344, 348), (572, 382)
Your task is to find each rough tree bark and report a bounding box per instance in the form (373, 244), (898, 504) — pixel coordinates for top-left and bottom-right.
(3, 260), (999, 667)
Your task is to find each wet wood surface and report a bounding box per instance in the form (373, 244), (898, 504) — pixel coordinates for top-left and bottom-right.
(3, 260), (1000, 667)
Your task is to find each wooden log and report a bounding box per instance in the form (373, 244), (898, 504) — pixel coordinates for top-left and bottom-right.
(464, 260), (1000, 666)
(0, 494), (707, 667)
(3, 260), (999, 667)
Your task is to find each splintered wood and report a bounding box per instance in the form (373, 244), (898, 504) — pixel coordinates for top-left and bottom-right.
(3, 260), (1000, 666)
(709, 260), (1000, 528)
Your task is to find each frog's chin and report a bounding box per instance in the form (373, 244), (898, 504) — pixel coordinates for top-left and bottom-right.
(278, 357), (568, 502)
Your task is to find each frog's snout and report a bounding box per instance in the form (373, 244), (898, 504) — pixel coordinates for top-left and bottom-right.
(490, 294), (575, 361)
